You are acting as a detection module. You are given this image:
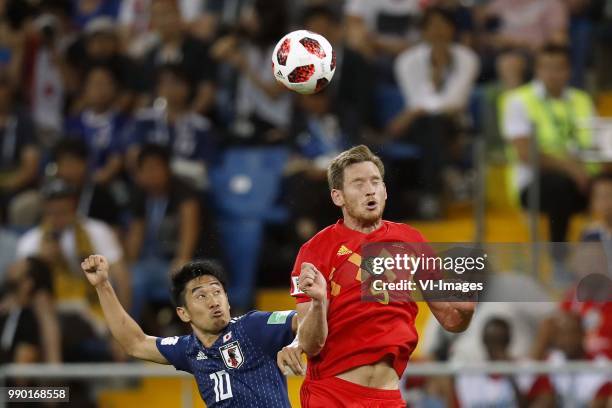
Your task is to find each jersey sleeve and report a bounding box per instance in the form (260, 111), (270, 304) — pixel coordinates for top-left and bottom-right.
(156, 335), (192, 373)
(242, 311), (296, 357)
(290, 242), (322, 304)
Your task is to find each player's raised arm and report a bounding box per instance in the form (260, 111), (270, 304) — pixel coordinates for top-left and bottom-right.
(296, 262), (328, 356)
(81, 255), (168, 364)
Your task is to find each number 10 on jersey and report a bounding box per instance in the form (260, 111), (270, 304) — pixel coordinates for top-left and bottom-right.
(209, 370), (233, 402)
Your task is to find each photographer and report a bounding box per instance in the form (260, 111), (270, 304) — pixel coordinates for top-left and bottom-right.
(0, 257), (57, 364)
(210, 0), (291, 145)
(16, 178), (130, 361)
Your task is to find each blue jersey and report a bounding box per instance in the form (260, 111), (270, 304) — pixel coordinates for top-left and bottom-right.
(64, 110), (127, 170)
(125, 108), (215, 162)
(156, 310), (296, 407)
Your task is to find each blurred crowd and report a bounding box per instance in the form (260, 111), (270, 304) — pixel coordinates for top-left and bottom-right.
(0, 0), (611, 405)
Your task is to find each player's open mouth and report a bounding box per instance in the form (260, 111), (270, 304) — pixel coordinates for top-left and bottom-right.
(212, 310), (223, 318)
(366, 200), (378, 210)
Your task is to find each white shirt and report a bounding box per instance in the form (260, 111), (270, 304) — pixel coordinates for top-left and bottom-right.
(548, 351), (610, 406)
(456, 372), (538, 407)
(394, 43), (479, 114)
(16, 218), (123, 273)
(235, 45), (291, 129)
(345, 0), (421, 32)
(32, 47), (64, 132)
(504, 81), (554, 140)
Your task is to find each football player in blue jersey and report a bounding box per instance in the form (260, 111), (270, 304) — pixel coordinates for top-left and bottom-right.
(81, 254), (304, 407)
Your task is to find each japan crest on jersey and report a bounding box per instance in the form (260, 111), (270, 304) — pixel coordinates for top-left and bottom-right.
(219, 341), (244, 369)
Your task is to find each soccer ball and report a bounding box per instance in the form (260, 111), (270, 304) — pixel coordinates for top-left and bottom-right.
(271, 30), (336, 95)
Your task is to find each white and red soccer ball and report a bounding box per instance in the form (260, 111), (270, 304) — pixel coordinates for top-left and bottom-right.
(271, 30), (336, 95)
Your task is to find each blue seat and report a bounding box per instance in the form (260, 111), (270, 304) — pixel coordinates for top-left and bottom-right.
(377, 142), (421, 160)
(374, 83), (405, 128)
(374, 84), (422, 161)
(209, 147), (289, 221)
(209, 147), (289, 308)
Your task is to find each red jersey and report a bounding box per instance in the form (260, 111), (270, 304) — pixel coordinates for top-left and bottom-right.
(290, 219), (425, 380)
(561, 290), (612, 359)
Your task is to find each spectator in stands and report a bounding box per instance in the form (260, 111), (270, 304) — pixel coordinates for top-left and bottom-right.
(65, 66), (127, 186)
(118, 0), (214, 57)
(566, 0), (595, 88)
(456, 317), (554, 407)
(481, 50), (528, 161)
(139, 0), (216, 115)
(0, 73), (41, 228)
(344, 0), (421, 59)
(530, 175), (612, 361)
(211, 0), (291, 145)
(71, 0), (121, 30)
(389, 7), (479, 218)
(546, 312), (611, 405)
(24, 4), (72, 140)
(592, 0), (612, 92)
(126, 144), (202, 319)
(301, 5), (376, 131)
(427, 0), (476, 47)
(131, 0), (210, 36)
(582, 173), (612, 243)
(16, 178), (130, 361)
(393, 7), (479, 123)
(64, 17), (138, 113)
(503, 44), (595, 243)
(125, 64), (215, 189)
(53, 139), (121, 228)
(0, 0), (29, 84)
(476, 0), (568, 81)
(479, 0), (568, 52)
(286, 91), (352, 240)
(0, 257), (60, 364)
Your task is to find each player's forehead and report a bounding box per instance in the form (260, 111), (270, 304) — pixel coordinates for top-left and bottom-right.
(343, 161), (382, 181)
(186, 275), (222, 292)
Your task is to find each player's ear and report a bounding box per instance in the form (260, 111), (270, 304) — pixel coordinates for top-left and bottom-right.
(330, 189), (344, 207)
(176, 306), (191, 323)
(383, 182), (387, 201)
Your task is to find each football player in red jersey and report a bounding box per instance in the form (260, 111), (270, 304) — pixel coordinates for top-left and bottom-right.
(277, 145), (475, 407)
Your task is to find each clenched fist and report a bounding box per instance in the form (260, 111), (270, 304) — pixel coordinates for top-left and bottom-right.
(81, 254), (109, 287)
(299, 263), (327, 302)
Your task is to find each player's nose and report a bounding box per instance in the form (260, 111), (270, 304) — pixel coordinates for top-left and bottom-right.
(207, 297), (220, 309)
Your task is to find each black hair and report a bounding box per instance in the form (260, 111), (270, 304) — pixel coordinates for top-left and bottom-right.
(171, 259), (227, 307)
(40, 0), (72, 17)
(538, 43), (571, 63)
(52, 138), (89, 162)
(421, 6), (457, 31)
(252, 0), (288, 47)
(137, 143), (171, 168)
(84, 64), (120, 86)
(156, 63), (192, 87)
(300, 5), (341, 26)
(482, 317), (511, 346)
